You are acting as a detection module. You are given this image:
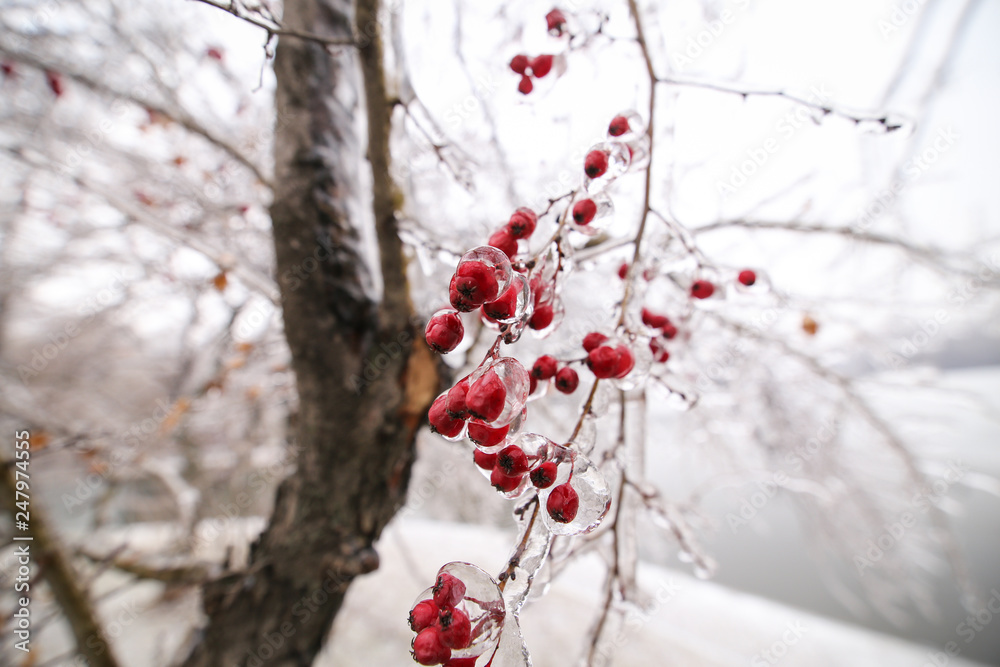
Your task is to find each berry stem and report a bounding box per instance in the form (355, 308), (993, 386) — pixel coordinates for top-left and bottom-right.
(497, 494), (540, 591)
(567, 379), (601, 445)
(617, 0), (658, 330)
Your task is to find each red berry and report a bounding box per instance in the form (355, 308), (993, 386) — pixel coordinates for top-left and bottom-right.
(483, 282), (519, 321)
(649, 338), (670, 363)
(531, 355), (559, 380)
(608, 115), (630, 137)
(641, 308), (668, 329)
(529, 374), (538, 394)
(496, 445), (530, 476)
(429, 395), (465, 438)
(554, 367), (579, 394)
(546, 483), (579, 523)
(587, 345), (619, 379)
(413, 627), (451, 665)
(445, 378), (471, 420)
(455, 261), (499, 306)
(517, 74), (533, 95)
(433, 572), (466, 609)
(409, 600), (439, 632)
(530, 54), (554, 78)
(509, 54), (529, 75)
(546, 8), (567, 35)
(1, 62), (15, 78)
(490, 467), (523, 493)
(488, 227), (518, 259)
(473, 448), (498, 470)
(738, 269), (756, 286)
(530, 461), (558, 489)
(466, 368), (506, 422)
(425, 312), (464, 353)
(469, 422), (509, 449)
(529, 304), (554, 330)
(691, 280), (715, 299)
(617, 262), (629, 280)
(584, 150), (608, 179)
(449, 275), (477, 313)
(45, 70), (63, 97)
(582, 332), (608, 352)
(508, 209), (537, 239)
(572, 198), (597, 225)
(437, 607), (472, 649)
(612, 345), (634, 379)
(661, 321), (678, 340)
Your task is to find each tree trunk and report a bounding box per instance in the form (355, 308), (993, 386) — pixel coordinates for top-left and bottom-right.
(181, 0), (437, 665)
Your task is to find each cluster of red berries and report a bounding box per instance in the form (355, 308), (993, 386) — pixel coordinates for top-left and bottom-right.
(509, 53), (554, 95)
(530, 354), (578, 395)
(409, 564), (506, 666)
(641, 308), (678, 363)
(473, 443), (579, 522)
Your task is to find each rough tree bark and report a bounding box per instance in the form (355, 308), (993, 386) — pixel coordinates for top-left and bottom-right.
(180, 0), (437, 665)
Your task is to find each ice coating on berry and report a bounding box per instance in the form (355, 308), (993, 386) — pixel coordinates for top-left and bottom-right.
(466, 369), (506, 423)
(445, 377), (470, 420)
(490, 467), (524, 494)
(468, 422), (510, 450)
(612, 344), (635, 379)
(554, 367), (579, 394)
(507, 207), (537, 239)
(483, 282), (518, 321)
(650, 338), (670, 363)
(572, 198), (597, 225)
(539, 450), (612, 536)
(546, 483), (579, 523)
(438, 607), (472, 649)
(425, 310), (464, 353)
(495, 445), (530, 476)
(587, 345), (619, 379)
(433, 572), (466, 609)
(429, 393), (466, 440)
(528, 304), (553, 330)
(413, 627), (451, 665)
(530, 461), (558, 489)
(584, 150), (608, 178)
(409, 599), (439, 633)
(433, 563), (506, 660)
(473, 448), (498, 470)
(608, 115), (629, 136)
(469, 357), (530, 427)
(444, 658), (478, 667)
(459, 246), (513, 297)
(454, 260), (499, 307)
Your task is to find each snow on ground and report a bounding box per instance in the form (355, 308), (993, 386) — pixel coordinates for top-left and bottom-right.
(321, 517), (993, 667)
